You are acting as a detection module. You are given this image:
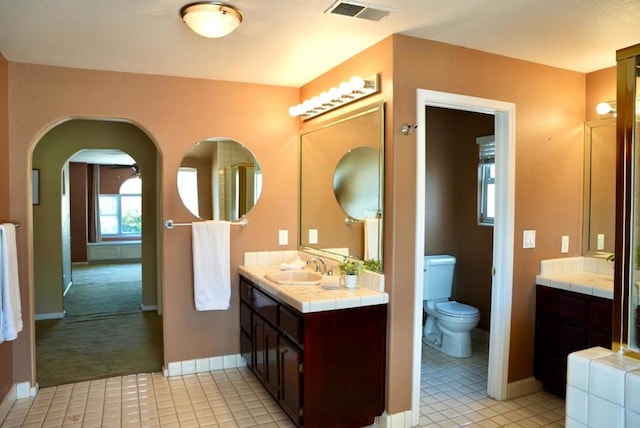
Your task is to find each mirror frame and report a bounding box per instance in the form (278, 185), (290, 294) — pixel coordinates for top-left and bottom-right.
(298, 101), (384, 263)
(582, 117), (616, 256)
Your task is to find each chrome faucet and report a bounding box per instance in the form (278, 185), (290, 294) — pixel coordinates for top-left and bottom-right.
(306, 257), (327, 274)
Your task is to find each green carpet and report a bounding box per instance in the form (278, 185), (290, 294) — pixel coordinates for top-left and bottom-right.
(36, 263), (163, 387)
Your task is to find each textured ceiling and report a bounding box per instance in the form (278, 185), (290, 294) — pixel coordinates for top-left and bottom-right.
(0, 0), (639, 88)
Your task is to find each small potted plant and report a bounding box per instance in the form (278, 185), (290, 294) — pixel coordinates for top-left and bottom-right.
(363, 258), (382, 273)
(338, 256), (364, 289)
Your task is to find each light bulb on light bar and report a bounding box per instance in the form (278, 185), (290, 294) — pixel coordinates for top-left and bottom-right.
(289, 74), (380, 120)
(596, 101), (616, 116)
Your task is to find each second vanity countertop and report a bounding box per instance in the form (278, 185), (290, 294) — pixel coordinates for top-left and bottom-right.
(535, 272), (613, 300)
(239, 264), (389, 313)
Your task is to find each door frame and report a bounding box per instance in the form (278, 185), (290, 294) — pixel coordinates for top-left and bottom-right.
(411, 89), (516, 424)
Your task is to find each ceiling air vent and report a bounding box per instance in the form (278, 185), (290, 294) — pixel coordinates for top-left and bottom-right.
(324, 1), (393, 21)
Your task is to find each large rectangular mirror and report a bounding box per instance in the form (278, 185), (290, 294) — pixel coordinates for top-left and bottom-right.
(582, 117), (615, 255)
(299, 102), (384, 265)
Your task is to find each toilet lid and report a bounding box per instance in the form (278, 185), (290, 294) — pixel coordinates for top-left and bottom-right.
(435, 301), (479, 317)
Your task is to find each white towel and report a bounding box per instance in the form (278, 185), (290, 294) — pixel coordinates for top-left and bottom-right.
(280, 257), (305, 270)
(192, 221), (231, 311)
(363, 218), (380, 261)
(0, 224), (23, 343)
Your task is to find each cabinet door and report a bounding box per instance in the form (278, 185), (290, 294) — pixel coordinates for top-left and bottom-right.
(253, 315), (279, 397)
(279, 336), (302, 425)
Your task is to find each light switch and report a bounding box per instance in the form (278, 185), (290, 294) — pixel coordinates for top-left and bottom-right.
(561, 235), (569, 253)
(309, 229), (318, 244)
(597, 234), (605, 250)
(278, 230), (288, 246)
(523, 230), (536, 249)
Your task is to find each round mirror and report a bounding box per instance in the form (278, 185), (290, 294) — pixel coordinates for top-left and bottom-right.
(177, 138), (262, 220)
(332, 146), (380, 220)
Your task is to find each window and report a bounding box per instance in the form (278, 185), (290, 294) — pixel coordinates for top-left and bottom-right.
(477, 135), (495, 226)
(99, 177), (142, 236)
(177, 167), (199, 216)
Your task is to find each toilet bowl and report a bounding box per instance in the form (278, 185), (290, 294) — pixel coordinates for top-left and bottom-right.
(423, 301), (480, 358)
(422, 255), (480, 358)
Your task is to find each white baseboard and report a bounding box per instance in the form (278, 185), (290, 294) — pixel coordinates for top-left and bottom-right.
(16, 382), (37, 399)
(141, 305), (157, 312)
(375, 410), (413, 428)
(163, 353), (247, 377)
(35, 312), (64, 321)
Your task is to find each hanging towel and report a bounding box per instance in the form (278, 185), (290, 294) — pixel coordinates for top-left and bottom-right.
(0, 224), (23, 343)
(363, 218), (380, 261)
(192, 221), (231, 311)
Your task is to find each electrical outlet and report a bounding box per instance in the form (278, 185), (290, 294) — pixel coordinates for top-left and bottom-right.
(309, 229), (318, 244)
(597, 234), (605, 250)
(523, 230), (536, 249)
(278, 230), (288, 246)
(561, 235), (569, 253)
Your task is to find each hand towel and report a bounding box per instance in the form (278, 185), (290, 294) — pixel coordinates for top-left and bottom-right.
(364, 218), (380, 261)
(192, 221), (231, 311)
(0, 224), (23, 343)
(280, 257), (305, 270)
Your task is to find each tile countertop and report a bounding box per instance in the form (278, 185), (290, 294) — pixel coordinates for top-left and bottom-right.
(535, 272), (613, 300)
(238, 265), (389, 313)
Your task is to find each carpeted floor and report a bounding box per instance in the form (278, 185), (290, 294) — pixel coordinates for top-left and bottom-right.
(36, 263), (163, 387)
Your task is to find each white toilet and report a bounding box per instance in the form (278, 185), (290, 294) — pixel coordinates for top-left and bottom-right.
(423, 255), (480, 358)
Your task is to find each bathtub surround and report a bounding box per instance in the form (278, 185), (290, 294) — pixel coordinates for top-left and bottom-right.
(566, 347), (640, 427)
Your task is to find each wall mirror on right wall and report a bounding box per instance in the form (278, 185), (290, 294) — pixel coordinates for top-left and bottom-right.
(299, 102), (384, 266)
(614, 43), (640, 357)
(582, 117), (616, 256)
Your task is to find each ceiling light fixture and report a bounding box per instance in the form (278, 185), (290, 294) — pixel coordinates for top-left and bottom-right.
(596, 101), (616, 116)
(180, 2), (243, 38)
(289, 74), (380, 120)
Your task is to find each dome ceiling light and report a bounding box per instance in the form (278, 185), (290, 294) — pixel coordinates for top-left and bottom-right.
(180, 2), (243, 38)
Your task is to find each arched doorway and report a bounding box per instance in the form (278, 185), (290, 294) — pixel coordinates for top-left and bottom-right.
(31, 118), (163, 386)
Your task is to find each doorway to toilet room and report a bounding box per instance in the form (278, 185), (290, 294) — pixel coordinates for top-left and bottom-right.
(421, 104), (494, 389)
(412, 89), (516, 425)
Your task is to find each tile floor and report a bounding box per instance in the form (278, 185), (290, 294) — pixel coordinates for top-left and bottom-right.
(3, 336), (565, 427)
(419, 336), (565, 427)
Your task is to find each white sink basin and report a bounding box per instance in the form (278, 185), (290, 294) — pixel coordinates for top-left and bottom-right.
(265, 270), (323, 285)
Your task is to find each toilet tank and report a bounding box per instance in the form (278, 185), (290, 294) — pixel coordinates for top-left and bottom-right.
(423, 255), (456, 300)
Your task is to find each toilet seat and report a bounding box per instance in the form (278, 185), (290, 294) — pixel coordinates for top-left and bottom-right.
(435, 301), (479, 317)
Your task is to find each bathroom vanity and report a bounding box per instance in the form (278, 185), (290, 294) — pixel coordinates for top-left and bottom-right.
(534, 281), (612, 397)
(238, 266), (387, 428)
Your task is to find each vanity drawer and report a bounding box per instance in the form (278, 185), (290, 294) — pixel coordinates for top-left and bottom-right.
(540, 287), (587, 322)
(280, 306), (303, 345)
(253, 288), (278, 325)
(240, 278), (253, 304)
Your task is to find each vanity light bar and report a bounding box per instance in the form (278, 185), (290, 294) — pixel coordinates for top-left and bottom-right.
(289, 74), (380, 120)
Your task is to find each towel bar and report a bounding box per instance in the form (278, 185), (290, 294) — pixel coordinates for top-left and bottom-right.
(164, 217), (248, 230)
(0, 221), (19, 228)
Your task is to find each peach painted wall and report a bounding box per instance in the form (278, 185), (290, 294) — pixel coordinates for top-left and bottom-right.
(391, 34), (585, 408)
(0, 52), (13, 407)
(586, 67), (616, 122)
(7, 63), (299, 384)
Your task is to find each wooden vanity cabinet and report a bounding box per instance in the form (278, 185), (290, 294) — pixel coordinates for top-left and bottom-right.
(239, 275), (387, 428)
(534, 284), (612, 397)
